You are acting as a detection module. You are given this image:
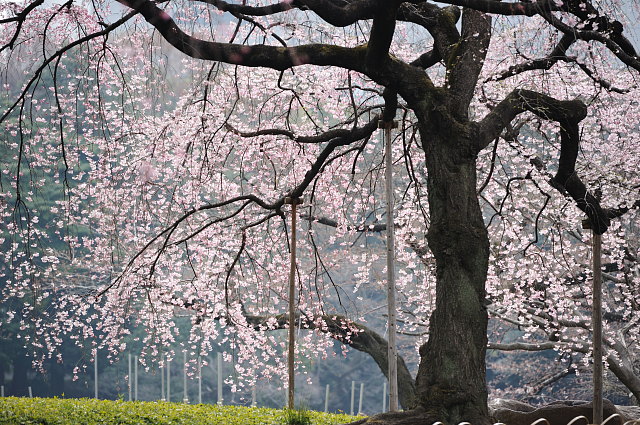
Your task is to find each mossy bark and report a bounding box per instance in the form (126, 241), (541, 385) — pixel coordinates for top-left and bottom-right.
(413, 112), (490, 424)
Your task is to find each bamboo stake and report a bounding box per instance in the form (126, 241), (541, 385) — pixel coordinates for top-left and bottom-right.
(584, 219), (603, 425)
(593, 232), (603, 425)
(380, 119), (399, 411)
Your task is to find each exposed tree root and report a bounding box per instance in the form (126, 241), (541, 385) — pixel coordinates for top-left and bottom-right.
(343, 407), (487, 425)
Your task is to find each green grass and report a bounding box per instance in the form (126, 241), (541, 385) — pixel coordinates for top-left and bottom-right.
(282, 407), (313, 425)
(0, 397), (364, 425)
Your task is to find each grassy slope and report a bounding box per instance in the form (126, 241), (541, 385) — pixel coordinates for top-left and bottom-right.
(0, 397), (363, 425)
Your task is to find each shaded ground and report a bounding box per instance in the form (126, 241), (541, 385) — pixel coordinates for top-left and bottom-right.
(343, 399), (640, 425)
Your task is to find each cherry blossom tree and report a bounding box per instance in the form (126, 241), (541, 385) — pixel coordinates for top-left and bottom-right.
(1, 0), (640, 424)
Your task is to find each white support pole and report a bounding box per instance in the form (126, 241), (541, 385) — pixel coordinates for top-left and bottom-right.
(94, 349), (98, 399)
(134, 355), (138, 401)
(161, 360), (165, 401)
(217, 353), (223, 405)
(350, 380), (355, 416)
(128, 353), (132, 402)
(167, 358), (171, 402)
(380, 119), (399, 412)
(183, 351), (189, 403)
(251, 385), (257, 407)
(198, 356), (202, 404)
(28, 386), (32, 398)
(358, 382), (364, 415)
(382, 382), (387, 413)
(324, 384), (330, 413)
(1, 385), (4, 397)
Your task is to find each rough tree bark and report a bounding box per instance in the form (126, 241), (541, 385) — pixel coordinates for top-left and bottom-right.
(413, 124), (490, 423)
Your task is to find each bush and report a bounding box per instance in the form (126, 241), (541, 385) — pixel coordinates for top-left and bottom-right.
(0, 397), (364, 425)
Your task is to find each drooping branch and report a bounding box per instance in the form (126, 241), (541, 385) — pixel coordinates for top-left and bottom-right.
(539, 12), (640, 72)
(0, 0), (45, 52)
(277, 118), (380, 200)
(301, 215), (387, 233)
(1, 9), (138, 123)
(224, 123), (373, 144)
(477, 89), (621, 234)
(557, 0), (637, 58)
(492, 33), (630, 93)
(491, 34), (575, 82)
(96, 118), (380, 300)
(488, 339), (640, 402)
(488, 341), (564, 351)
(243, 312), (418, 409)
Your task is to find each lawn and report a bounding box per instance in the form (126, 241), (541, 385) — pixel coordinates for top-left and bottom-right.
(0, 397), (364, 425)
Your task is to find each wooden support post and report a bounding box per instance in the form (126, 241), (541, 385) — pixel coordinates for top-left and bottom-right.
(284, 196), (303, 410)
(584, 219), (603, 425)
(379, 120), (399, 411)
(94, 350), (98, 399)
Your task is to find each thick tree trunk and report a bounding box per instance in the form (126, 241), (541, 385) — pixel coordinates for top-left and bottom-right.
(414, 119), (490, 424)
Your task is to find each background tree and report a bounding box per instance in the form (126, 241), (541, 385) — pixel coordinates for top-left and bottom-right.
(1, 1), (640, 424)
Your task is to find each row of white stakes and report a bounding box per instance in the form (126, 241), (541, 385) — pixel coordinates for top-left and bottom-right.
(0, 349), (397, 415)
(120, 352), (228, 405)
(4, 380), (637, 424)
(0, 385), (32, 398)
(96, 351), (389, 414)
